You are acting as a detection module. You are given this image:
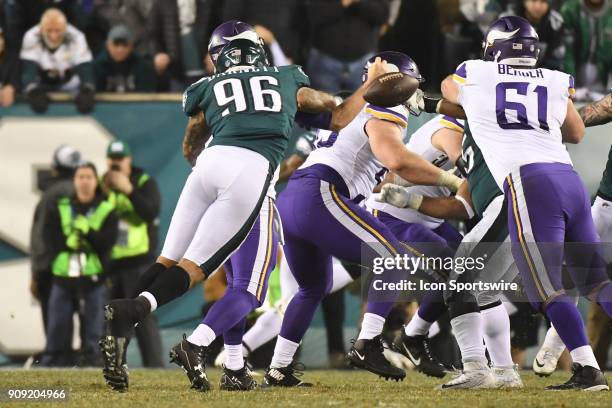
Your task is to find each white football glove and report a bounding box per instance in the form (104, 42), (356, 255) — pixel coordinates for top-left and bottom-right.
(375, 184), (423, 210)
(405, 88), (425, 116)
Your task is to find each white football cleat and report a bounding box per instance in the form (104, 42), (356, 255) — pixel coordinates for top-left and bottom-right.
(492, 365), (524, 389)
(438, 361), (499, 390)
(533, 347), (563, 377)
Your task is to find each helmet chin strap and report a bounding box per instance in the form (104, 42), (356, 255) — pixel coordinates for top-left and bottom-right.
(493, 50), (502, 63)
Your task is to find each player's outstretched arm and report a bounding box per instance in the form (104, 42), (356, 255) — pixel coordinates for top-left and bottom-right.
(376, 180), (474, 220)
(561, 99), (586, 144)
(579, 93), (612, 128)
(367, 118), (463, 191)
(405, 87), (466, 119)
(183, 111), (211, 165)
(296, 57), (388, 131)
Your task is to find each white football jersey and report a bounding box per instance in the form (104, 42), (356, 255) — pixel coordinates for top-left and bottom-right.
(301, 103), (409, 201)
(453, 60), (574, 188)
(20, 24), (92, 91)
(366, 115), (463, 229)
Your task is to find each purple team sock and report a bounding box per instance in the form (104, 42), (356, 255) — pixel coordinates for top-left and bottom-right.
(223, 317), (247, 346)
(417, 291), (447, 322)
(202, 288), (258, 337)
(545, 296), (589, 351)
(596, 282), (612, 317)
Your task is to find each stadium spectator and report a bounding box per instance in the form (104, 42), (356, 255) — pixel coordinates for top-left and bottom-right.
(102, 141), (164, 367)
(96, 0), (154, 56)
(40, 162), (118, 367)
(30, 145), (82, 340)
(305, 0), (390, 93)
(221, 0), (301, 64)
(3, 0), (78, 52)
(94, 25), (156, 92)
(562, 0), (612, 95)
(148, 0), (210, 91)
(380, 0), (443, 91)
(501, 0), (565, 70)
(0, 25), (18, 107)
(20, 8), (95, 113)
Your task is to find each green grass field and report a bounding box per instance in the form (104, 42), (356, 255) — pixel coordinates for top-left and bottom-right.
(0, 369), (609, 407)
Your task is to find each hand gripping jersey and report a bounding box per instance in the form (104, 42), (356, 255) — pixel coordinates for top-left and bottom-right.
(366, 115), (463, 229)
(453, 60), (575, 188)
(183, 65), (310, 169)
(301, 103), (409, 201)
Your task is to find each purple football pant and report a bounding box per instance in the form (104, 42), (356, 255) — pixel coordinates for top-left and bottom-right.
(374, 211), (460, 322)
(505, 163), (612, 350)
(277, 171), (425, 343)
(201, 197), (279, 345)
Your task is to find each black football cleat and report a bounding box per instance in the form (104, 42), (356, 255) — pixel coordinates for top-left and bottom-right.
(100, 301), (140, 392)
(347, 335), (406, 381)
(546, 363), (609, 391)
(262, 363), (313, 388)
(220, 365), (258, 391)
(169, 334), (211, 392)
(392, 331), (448, 378)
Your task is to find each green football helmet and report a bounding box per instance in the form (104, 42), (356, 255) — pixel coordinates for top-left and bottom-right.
(215, 38), (270, 73)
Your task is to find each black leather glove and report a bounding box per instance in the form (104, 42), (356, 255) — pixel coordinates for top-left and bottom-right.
(25, 84), (50, 114)
(75, 84), (95, 114)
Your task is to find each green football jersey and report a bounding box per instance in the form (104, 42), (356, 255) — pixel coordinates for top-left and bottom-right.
(597, 145), (612, 199)
(183, 65), (310, 168)
(461, 121), (502, 216)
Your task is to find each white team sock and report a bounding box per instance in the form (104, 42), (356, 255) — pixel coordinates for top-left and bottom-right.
(270, 336), (300, 368)
(404, 312), (433, 337)
(451, 312), (487, 364)
(224, 344), (244, 371)
(139, 291), (158, 312)
(242, 309), (282, 353)
(481, 304), (514, 367)
(542, 325), (566, 355)
(357, 313), (386, 340)
(570, 345), (600, 370)
(187, 324), (216, 347)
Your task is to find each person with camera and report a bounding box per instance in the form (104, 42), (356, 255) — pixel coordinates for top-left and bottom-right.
(41, 162), (118, 367)
(102, 140), (164, 367)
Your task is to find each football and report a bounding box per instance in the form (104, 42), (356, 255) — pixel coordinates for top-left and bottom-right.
(364, 72), (420, 107)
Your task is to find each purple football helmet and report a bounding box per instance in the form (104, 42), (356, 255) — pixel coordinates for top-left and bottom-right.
(483, 16), (540, 66)
(362, 51), (424, 83)
(208, 20), (263, 63)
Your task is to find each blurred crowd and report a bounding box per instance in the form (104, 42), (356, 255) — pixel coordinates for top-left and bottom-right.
(0, 0), (610, 112)
(30, 143), (164, 367)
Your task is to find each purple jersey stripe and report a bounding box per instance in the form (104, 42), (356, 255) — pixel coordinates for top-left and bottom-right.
(366, 104), (408, 124)
(442, 115), (464, 129)
(455, 63), (467, 79)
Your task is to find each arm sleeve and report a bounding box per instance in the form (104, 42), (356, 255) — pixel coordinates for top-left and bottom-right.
(135, 56), (157, 92)
(75, 61), (95, 88)
(182, 78), (208, 116)
(71, 30), (93, 66)
(40, 205), (65, 275)
(86, 212), (119, 255)
(128, 177), (161, 222)
(439, 115), (465, 132)
(292, 65), (310, 88)
(21, 59), (40, 89)
(294, 111), (333, 130)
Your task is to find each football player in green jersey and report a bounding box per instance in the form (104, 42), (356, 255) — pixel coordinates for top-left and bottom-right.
(100, 29), (388, 391)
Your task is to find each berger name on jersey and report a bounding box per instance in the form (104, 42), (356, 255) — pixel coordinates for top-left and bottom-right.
(453, 59), (574, 189)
